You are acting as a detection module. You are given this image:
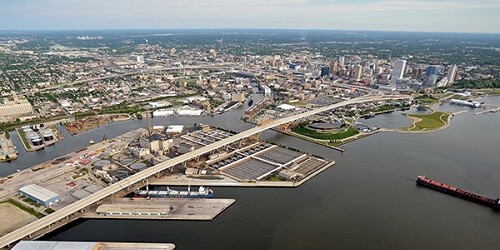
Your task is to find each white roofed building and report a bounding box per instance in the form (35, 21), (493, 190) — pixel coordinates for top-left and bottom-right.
(19, 184), (61, 207)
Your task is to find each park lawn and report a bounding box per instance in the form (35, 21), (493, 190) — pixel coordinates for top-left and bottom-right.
(404, 111), (450, 131)
(292, 123), (359, 141)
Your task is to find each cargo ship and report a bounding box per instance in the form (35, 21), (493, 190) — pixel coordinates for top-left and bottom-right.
(136, 186), (214, 198)
(416, 176), (500, 210)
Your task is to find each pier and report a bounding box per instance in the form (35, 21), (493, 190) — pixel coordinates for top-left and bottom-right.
(83, 198), (235, 221)
(475, 106), (500, 115)
(12, 241), (175, 249)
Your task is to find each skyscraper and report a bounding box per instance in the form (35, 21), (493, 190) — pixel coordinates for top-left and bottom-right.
(354, 65), (363, 79)
(390, 59), (406, 84)
(339, 56), (345, 67)
(424, 65), (440, 87)
(330, 60), (339, 75)
(320, 67), (330, 77)
(447, 65), (458, 84)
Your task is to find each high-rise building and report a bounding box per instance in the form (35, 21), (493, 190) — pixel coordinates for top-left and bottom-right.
(424, 65), (440, 87)
(330, 60), (339, 75)
(339, 56), (345, 67)
(390, 60), (406, 84)
(354, 65), (363, 80)
(447, 65), (459, 84)
(320, 67), (330, 77)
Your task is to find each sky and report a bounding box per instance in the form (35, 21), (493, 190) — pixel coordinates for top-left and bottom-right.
(0, 0), (499, 33)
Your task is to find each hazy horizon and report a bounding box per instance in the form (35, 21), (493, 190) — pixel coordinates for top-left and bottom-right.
(1, 0), (499, 34)
(0, 28), (499, 35)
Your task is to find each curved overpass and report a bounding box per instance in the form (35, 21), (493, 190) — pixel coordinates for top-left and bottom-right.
(0, 93), (410, 248)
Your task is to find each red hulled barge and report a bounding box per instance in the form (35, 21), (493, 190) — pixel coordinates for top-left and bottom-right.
(416, 176), (500, 210)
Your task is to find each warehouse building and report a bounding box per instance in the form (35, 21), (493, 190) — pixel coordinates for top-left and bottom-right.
(19, 184), (61, 207)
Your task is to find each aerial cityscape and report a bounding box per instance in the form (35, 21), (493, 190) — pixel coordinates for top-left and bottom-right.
(0, 1), (499, 250)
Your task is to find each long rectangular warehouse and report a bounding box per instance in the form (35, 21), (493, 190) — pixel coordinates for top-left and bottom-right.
(19, 184), (61, 207)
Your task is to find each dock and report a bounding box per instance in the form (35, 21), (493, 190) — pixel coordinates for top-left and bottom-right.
(475, 106), (500, 115)
(12, 241), (175, 249)
(83, 198), (235, 221)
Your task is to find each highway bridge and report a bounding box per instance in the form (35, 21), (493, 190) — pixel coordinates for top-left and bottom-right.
(0, 93), (411, 248)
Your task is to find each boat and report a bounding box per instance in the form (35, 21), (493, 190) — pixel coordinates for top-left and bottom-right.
(416, 175), (500, 210)
(136, 186), (214, 198)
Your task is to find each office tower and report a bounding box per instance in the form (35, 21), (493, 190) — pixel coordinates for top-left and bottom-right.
(424, 65), (440, 87)
(447, 65), (458, 84)
(390, 59), (406, 84)
(354, 65), (363, 79)
(330, 60), (339, 75)
(320, 67), (330, 76)
(339, 56), (345, 67)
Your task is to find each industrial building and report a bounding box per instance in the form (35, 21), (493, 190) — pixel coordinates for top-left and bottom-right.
(19, 184), (61, 207)
(139, 133), (173, 154)
(231, 92), (246, 102)
(0, 93), (34, 118)
(165, 125), (184, 134)
(153, 109), (175, 117)
(95, 204), (170, 217)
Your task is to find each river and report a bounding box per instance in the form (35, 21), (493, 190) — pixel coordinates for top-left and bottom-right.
(2, 95), (500, 249)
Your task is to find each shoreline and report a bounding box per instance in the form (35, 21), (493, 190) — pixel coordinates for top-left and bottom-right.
(279, 108), (469, 151)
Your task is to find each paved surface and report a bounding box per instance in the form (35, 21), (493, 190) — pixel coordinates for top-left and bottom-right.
(13, 241), (175, 249)
(0, 129), (143, 201)
(0, 93), (410, 248)
(84, 198), (235, 221)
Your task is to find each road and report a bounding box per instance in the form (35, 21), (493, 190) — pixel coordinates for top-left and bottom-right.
(0, 93), (411, 248)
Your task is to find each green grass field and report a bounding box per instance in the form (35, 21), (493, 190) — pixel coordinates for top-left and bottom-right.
(6, 199), (45, 218)
(292, 123), (359, 141)
(404, 111), (450, 131)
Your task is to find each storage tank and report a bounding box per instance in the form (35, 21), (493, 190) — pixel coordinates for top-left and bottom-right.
(31, 138), (43, 146)
(93, 160), (111, 170)
(120, 158), (135, 165)
(130, 162), (147, 171)
(42, 132), (54, 141)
